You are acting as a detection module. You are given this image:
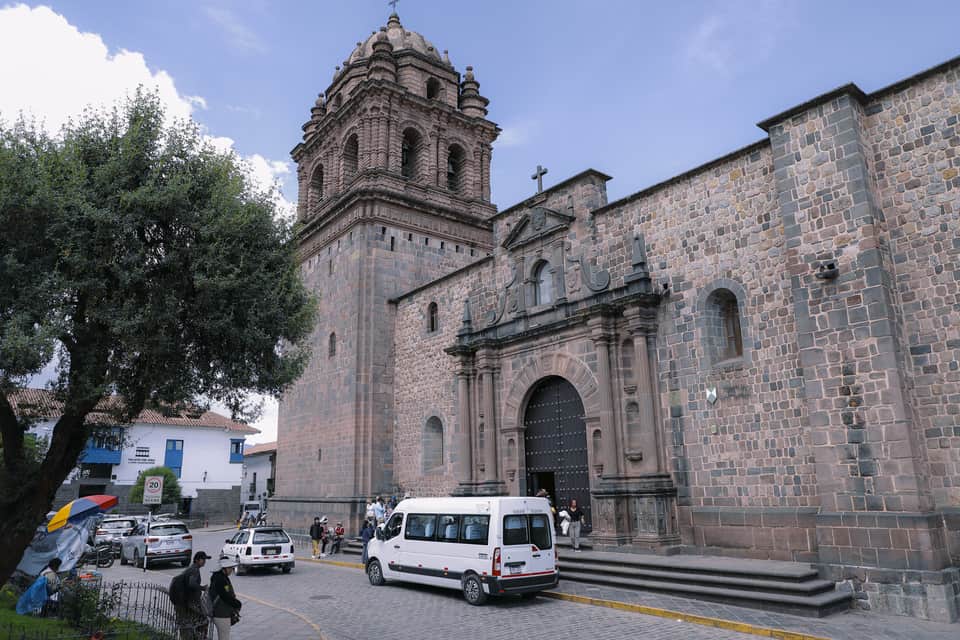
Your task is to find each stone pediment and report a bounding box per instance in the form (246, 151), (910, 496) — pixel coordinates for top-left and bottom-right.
(500, 206), (575, 251)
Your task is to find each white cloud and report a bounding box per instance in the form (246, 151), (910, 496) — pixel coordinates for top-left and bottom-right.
(204, 6), (267, 54)
(683, 1), (792, 77)
(495, 119), (540, 148)
(0, 4), (290, 214)
(0, 4), (193, 132)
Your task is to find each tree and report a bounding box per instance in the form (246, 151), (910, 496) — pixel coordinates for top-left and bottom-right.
(128, 466), (182, 514)
(0, 90), (315, 583)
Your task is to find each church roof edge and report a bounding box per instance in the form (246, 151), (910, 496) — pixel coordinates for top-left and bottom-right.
(757, 53), (960, 131)
(592, 138), (769, 217)
(492, 169), (612, 220)
(389, 255), (494, 304)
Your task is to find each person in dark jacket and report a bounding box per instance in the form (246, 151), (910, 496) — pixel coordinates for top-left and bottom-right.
(210, 558), (242, 639)
(360, 520), (375, 565)
(309, 517), (324, 558)
(175, 551), (210, 640)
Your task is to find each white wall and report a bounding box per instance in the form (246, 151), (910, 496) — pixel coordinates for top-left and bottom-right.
(30, 420), (246, 498)
(242, 453), (273, 504)
(116, 424), (244, 498)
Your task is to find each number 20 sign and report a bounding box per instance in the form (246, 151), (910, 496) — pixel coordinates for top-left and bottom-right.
(143, 475), (164, 504)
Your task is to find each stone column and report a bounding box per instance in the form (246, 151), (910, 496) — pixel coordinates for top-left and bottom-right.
(590, 319), (621, 478)
(481, 367), (498, 481)
(630, 318), (662, 473)
(453, 366), (473, 490)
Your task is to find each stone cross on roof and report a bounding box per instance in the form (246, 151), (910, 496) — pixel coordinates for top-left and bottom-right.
(531, 165), (548, 194)
(388, 0), (399, 12)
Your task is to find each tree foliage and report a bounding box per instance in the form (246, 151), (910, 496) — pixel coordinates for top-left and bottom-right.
(128, 466), (182, 511)
(0, 89), (314, 583)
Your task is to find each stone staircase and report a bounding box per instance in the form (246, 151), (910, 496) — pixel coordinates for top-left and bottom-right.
(341, 536), (851, 617)
(556, 539), (851, 617)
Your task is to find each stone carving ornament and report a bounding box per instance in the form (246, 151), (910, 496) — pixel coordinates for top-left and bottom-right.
(567, 254), (611, 292)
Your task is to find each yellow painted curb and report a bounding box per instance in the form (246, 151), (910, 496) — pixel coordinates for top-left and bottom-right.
(540, 592), (831, 640)
(303, 556), (365, 570)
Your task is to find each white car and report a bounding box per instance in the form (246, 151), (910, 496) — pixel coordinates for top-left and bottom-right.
(221, 526), (295, 574)
(119, 520), (193, 568)
(94, 516), (139, 548)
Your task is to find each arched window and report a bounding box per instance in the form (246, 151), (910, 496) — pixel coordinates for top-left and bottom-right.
(705, 288), (743, 363)
(625, 401), (642, 451)
(446, 144), (465, 192)
(328, 332), (336, 358)
(427, 301), (438, 333)
(309, 164), (324, 212)
(422, 416), (444, 471)
(533, 260), (553, 306)
(342, 134), (359, 184)
(401, 128), (422, 180)
(426, 78), (441, 100)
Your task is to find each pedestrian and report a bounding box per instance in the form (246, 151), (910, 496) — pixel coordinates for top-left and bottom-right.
(360, 520), (375, 565)
(331, 521), (345, 555)
(209, 558), (242, 640)
(318, 516), (329, 556)
(309, 516), (324, 559)
(172, 551), (210, 640)
(365, 497), (377, 522)
(372, 496), (385, 524)
(568, 499), (584, 552)
(40, 558), (62, 596)
(16, 558), (63, 616)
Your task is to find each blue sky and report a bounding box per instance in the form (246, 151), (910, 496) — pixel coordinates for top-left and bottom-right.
(4, 1), (960, 440)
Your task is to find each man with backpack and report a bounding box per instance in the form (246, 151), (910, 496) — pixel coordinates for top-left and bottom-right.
(169, 551), (211, 639)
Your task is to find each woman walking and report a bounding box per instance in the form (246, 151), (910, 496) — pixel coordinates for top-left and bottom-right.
(210, 558), (242, 639)
(568, 499), (584, 552)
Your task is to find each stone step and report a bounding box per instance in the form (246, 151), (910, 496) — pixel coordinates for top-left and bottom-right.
(558, 559), (835, 596)
(558, 568), (852, 618)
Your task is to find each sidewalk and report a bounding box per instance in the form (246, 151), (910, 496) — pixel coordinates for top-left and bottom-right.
(292, 546), (957, 639)
(550, 580), (958, 640)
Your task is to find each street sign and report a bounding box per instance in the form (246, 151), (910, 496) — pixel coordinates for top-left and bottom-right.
(143, 475), (164, 505)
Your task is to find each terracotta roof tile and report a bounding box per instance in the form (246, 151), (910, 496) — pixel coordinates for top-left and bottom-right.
(243, 441), (277, 456)
(8, 388), (259, 435)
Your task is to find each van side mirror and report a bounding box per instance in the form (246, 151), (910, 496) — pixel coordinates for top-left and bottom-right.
(375, 528), (384, 541)
(225, 538), (232, 543)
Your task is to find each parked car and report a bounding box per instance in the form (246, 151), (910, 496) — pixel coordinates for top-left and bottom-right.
(120, 520), (193, 568)
(94, 516), (139, 551)
(221, 526), (295, 575)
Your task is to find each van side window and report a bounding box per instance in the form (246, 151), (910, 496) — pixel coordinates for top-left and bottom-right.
(385, 512), (404, 539)
(503, 515), (528, 546)
(529, 514), (552, 550)
(405, 514), (437, 541)
(437, 515), (459, 542)
(459, 515), (490, 545)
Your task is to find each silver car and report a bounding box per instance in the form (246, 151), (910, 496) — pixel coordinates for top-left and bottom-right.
(120, 520), (193, 568)
(94, 516), (139, 549)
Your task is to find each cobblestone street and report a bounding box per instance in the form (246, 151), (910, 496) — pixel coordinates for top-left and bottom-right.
(104, 530), (753, 640)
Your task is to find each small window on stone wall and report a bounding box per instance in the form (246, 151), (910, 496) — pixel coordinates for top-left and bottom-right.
(447, 144), (465, 192)
(704, 287), (745, 365)
(427, 302), (439, 333)
(343, 134), (359, 184)
(423, 416), (444, 471)
(426, 78), (442, 100)
(534, 260), (553, 306)
(328, 332), (336, 358)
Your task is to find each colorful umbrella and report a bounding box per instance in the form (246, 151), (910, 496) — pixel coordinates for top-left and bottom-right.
(47, 494), (118, 532)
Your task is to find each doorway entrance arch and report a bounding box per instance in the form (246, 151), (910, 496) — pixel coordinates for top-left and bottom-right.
(523, 376), (591, 533)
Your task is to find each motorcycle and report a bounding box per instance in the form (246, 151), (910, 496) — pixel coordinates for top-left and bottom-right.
(78, 543), (115, 569)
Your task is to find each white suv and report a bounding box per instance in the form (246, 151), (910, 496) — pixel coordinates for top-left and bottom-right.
(221, 526), (295, 574)
(120, 520), (193, 568)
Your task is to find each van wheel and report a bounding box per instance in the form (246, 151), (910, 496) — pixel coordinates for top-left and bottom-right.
(367, 559), (385, 586)
(236, 558), (246, 576)
(282, 563), (293, 574)
(462, 575), (487, 605)
(119, 551), (128, 566)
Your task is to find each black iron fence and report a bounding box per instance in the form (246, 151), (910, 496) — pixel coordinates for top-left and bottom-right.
(4, 579), (178, 640)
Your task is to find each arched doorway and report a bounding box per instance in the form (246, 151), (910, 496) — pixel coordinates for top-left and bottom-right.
(523, 376), (591, 533)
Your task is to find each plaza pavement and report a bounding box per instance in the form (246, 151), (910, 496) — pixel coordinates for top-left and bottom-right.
(101, 527), (958, 639)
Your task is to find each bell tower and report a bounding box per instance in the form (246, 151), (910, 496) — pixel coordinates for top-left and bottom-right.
(274, 12), (499, 526)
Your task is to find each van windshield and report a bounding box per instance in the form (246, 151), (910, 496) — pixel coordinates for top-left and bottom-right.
(502, 514), (552, 549)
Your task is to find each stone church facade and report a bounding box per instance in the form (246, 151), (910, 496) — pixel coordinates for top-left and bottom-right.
(273, 12), (960, 622)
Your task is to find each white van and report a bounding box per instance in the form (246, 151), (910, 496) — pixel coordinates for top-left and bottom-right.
(364, 496), (559, 604)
